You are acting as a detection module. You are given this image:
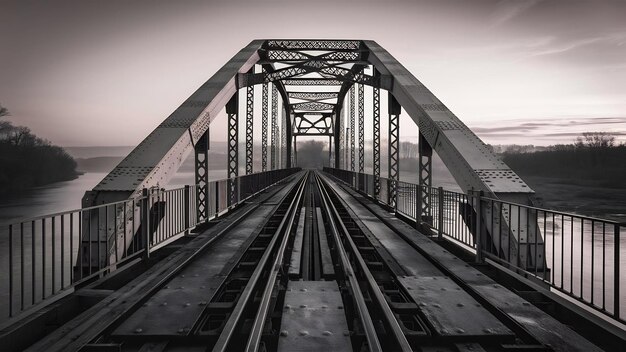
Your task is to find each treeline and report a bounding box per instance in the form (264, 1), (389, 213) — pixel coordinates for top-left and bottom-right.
(0, 105), (78, 194)
(501, 132), (626, 188)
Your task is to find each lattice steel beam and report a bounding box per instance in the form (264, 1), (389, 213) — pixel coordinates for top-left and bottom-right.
(338, 109), (344, 168)
(245, 69), (254, 175)
(281, 108), (287, 168)
(349, 85), (355, 171)
(358, 83), (364, 173)
(373, 85), (380, 198)
(271, 84), (278, 170)
(290, 102), (335, 112)
(194, 130), (209, 222)
(261, 82), (268, 172)
(226, 95), (238, 206)
(282, 79), (342, 86)
(388, 93), (400, 209)
(288, 92), (338, 100)
(264, 40), (360, 50)
(418, 133), (433, 224)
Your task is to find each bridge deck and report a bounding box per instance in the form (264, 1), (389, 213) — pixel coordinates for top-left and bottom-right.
(2, 171), (609, 352)
(322, 173), (602, 352)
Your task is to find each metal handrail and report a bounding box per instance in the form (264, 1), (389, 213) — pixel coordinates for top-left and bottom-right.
(323, 167), (624, 324)
(0, 168), (300, 323)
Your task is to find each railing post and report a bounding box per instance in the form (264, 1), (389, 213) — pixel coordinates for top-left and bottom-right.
(615, 224), (621, 320)
(475, 190), (484, 263)
(416, 184), (423, 227)
(438, 187), (444, 240)
(141, 188), (150, 259)
(184, 185), (190, 234)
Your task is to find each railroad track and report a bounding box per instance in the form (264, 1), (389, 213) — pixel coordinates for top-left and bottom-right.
(26, 170), (602, 352)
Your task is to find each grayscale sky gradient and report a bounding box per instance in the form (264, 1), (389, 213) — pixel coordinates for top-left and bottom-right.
(1, 0), (625, 146)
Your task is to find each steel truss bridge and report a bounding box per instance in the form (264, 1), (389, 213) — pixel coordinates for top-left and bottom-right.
(0, 40), (624, 352)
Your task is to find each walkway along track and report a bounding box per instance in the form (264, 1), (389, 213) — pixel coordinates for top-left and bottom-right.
(20, 170), (604, 351)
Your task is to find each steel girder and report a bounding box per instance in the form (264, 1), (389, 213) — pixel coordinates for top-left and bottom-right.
(349, 85), (355, 172)
(226, 95), (238, 206)
(388, 94), (400, 209)
(271, 85), (278, 170)
(418, 133), (433, 224)
(373, 85), (381, 198)
(293, 114), (333, 136)
(245, 72), (254, 175)
(281, 108), (287, 168)
(362, 40), (541, 269)
(194, 130), (209, 222)
(84, 39), (539, 270)
(358, 83), (365, 173)
(288, 92), (338, 100)
(261, 83), (269, 172)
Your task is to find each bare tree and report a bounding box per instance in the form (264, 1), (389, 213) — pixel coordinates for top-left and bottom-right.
(0, 103), (9, 118)
(574, 132), (616, 149)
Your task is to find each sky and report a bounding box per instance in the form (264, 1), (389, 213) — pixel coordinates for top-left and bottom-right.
(1, 0), (626, 147)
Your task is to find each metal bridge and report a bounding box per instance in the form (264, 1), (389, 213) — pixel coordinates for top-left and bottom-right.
(0, 40), (624, 351)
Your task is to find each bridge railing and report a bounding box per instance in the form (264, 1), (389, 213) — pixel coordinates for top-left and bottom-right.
(0, 168), (300, 324)
(323, 167), (625, 324)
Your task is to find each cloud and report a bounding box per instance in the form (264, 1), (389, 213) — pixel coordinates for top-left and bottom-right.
(489, 0), (541, 27)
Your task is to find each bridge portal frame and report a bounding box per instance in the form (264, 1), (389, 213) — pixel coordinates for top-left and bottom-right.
(82, 39), (541, 272)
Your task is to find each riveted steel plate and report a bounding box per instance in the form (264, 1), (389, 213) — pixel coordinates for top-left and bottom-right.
(277, 281), (351, 352)
(112, 205), (275, 336)
(289, 208), (306, 276)
(398, 276), (514, 340)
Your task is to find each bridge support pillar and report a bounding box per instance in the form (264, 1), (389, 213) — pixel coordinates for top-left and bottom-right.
(417, 132), (433, 225)
(194, 129), (210, 222)
(245, 68), (254, 175)
(227, 94), (238, 207)
(271, 85), (278, 170)
(334, 109), (342, 169)
(261, 82), (269, 172)
(373, 84), (380, 199)
(358, 83), (364, 173)
(388, 93), (400, 209)
(349, 85), (355, 172)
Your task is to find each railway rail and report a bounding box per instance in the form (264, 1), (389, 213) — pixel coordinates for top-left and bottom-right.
(10, 170), (606, 351)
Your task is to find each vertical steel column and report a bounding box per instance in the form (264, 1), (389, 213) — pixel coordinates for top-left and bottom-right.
(261, 82), (268, 172)
(349, 85), (355, 171)
(373, 85), (380, 198)
(281, 107), (286, 168)
(388, 93), (400, 209)
(271, 85), (278, 170)
(226, 94), (238, 207)
(293, 136), (298, 166)
(418, 132), (433, 224)
(329, 136), (333, 166)
(358, 83), (365, 173)
(245, 69), (254, 175)
(194, 129), (209, 222)
(338, 109), (344, 168)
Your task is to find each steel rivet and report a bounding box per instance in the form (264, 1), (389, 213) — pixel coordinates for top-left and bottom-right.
(300, 288), (307, 292)
(134, 328), (143, 333)
(300, 305), (307, 308)
(299, 330), (309, 336)
(181, 275), (185, 278)
(323, 331), (333, 336)
(280, 330), (289, 337)
(457, 303), (464, 307)
(184, 303), (191, 307)
(199, 301), (207, 306)
(161, 302), (168, 306)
